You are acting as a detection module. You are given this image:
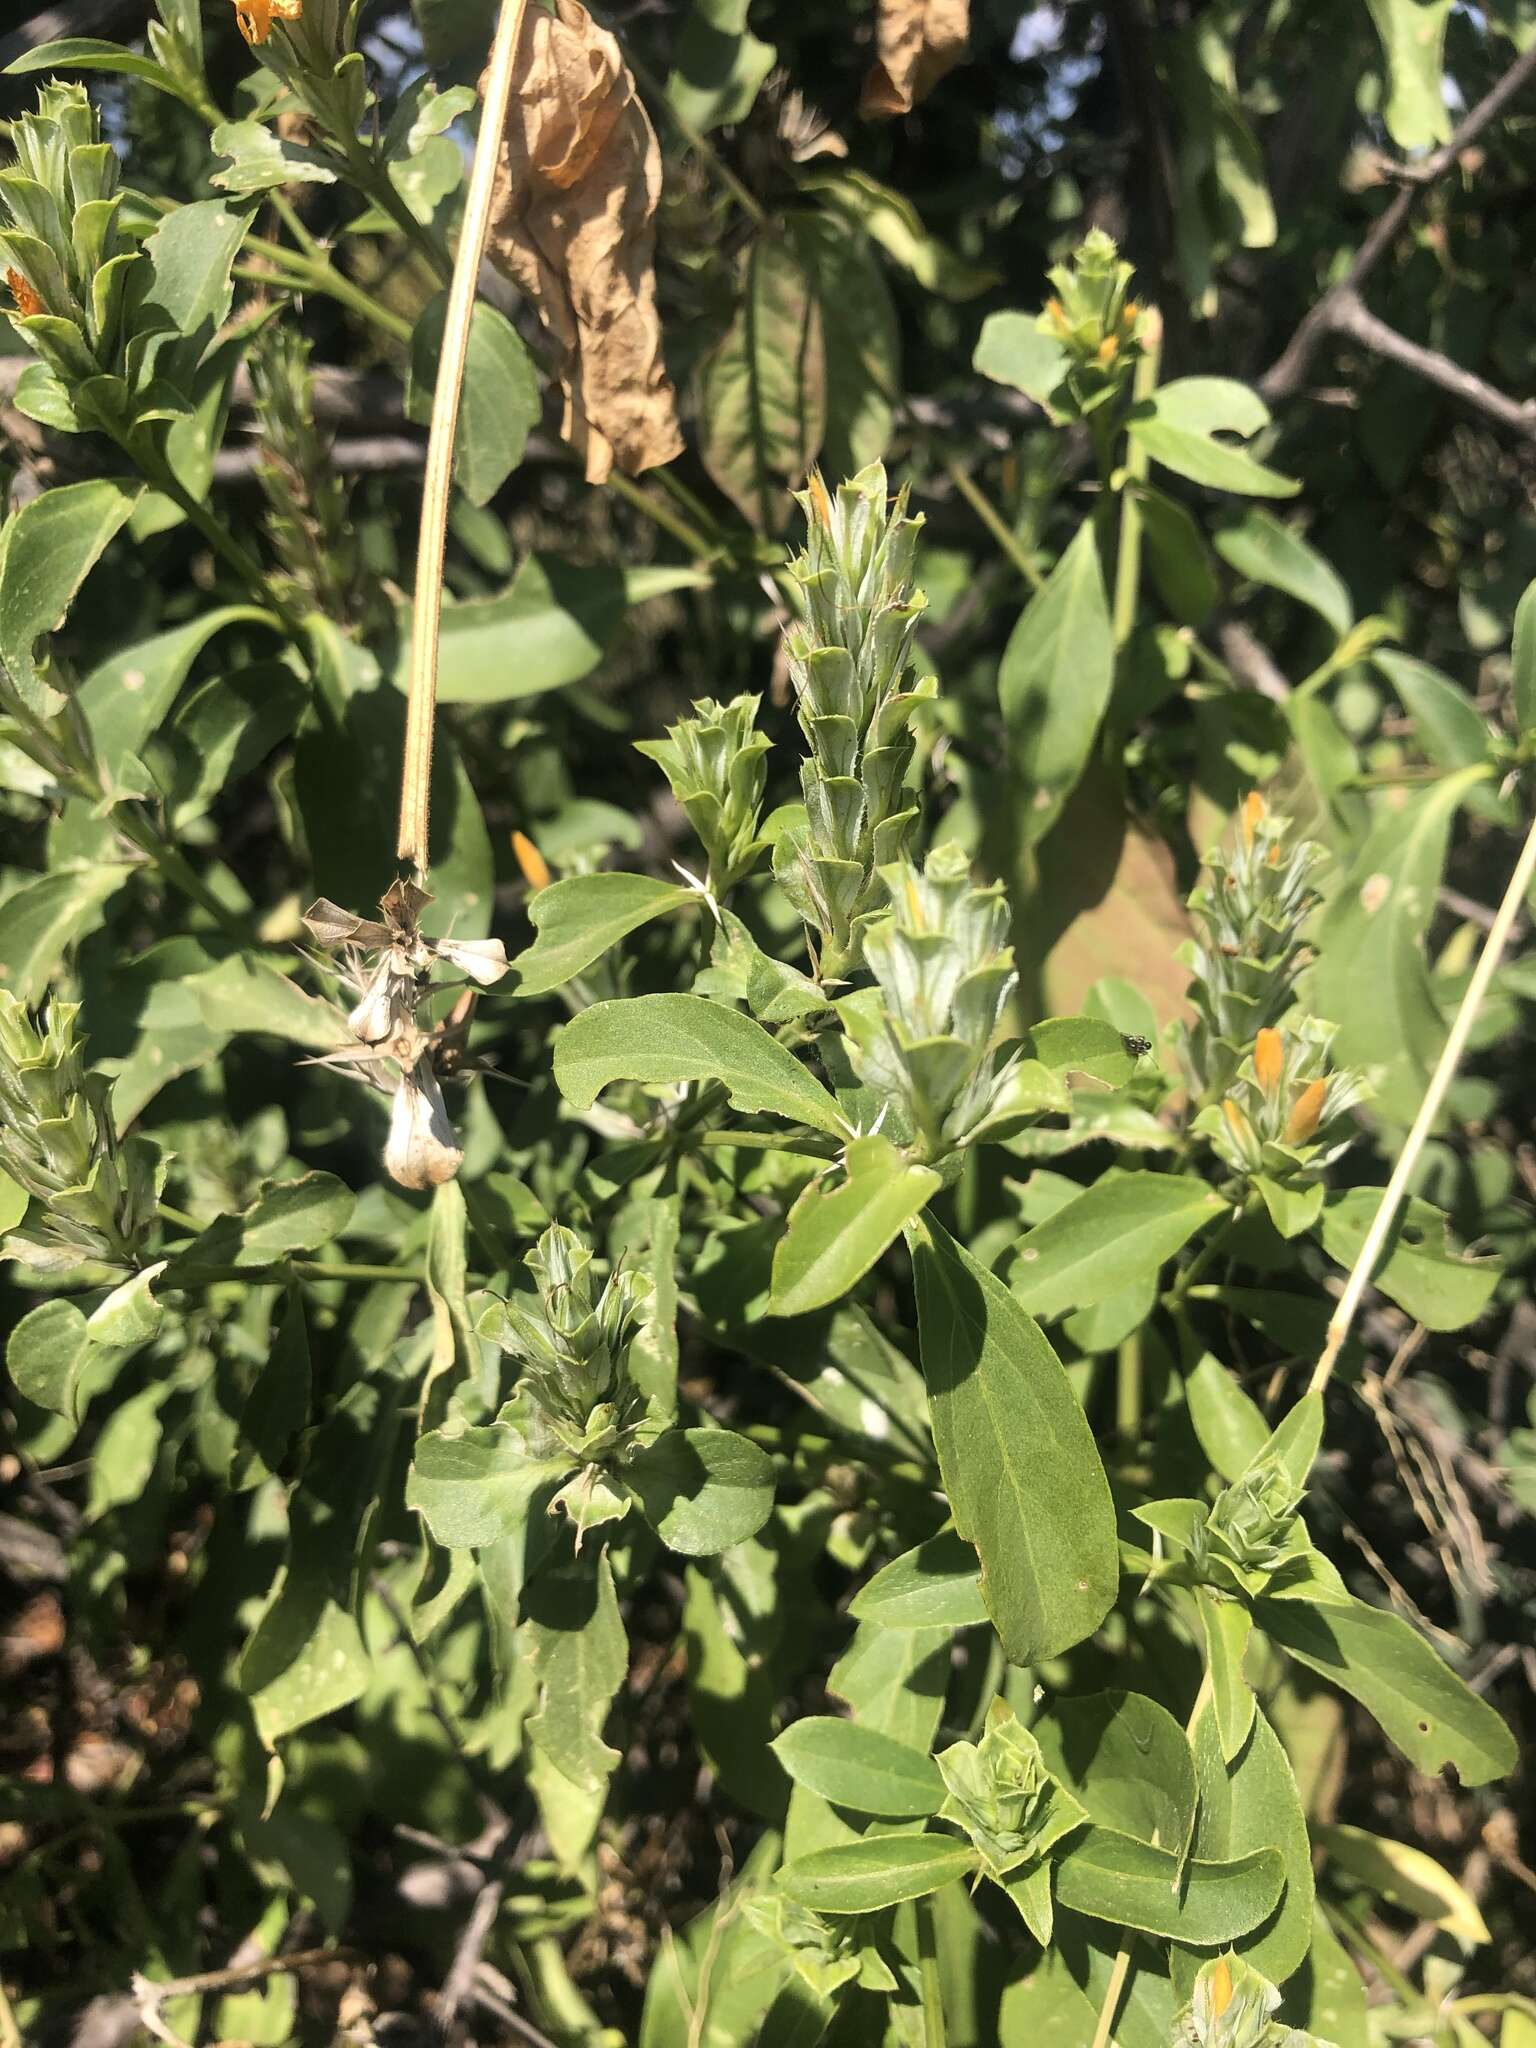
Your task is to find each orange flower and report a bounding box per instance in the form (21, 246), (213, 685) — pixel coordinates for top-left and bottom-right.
(1286, 1077), (1328, 1145)
(511, 829), (552, 893)
(234, 0), (303, 46)
(1254, 1027), (1284, 1096)
(5, 268), (42, 320)
(807, 470), (833, 529)
(1241, 789), (1266, 848)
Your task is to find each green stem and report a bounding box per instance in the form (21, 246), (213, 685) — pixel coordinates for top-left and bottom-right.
(1112, 312), (1161, 649)
(114, 803), (251, 943)
(695, 1129), (839, 1158)
(171, 1261), (426, 1287)
(1165, 1194), (1254, 1308)
(1115, 1328), (1143, 1449)
(917, 1895), (948, 2048)
(941, 453), (1045, 590)
(605, 466), (720, 559)
(335, 131), (454, 285)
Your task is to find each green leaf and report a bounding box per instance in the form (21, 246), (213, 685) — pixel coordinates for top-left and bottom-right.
(1183, 1703), (1314, 1987)
(0, 478), (141, 713)
(144, 198), (249, 336)
(1054, 1827), (1285, 1943)
(238, 1555), (371, 1749)
(4, 38), (199, 108)
(795, 212), (899, 479)
(1364, 0), (1454, 148)
(1007, 1172), (1224, 1318)
(405, 297), (540, 507)
(512, 873), (695, 997)
(232, 1290), (311, 1490)
(1137, 485), (1219, 627)
(849, 1530), (989, 1630)
(237, 1172), (355, 1266)
(523, 1555), (628, 1793)
(770, 1137), (940, 1316)
(7, 1298), (91, 1424)
(407, 1424), (563, 1549)
(1316, 1822), (1490, 1946)
(1319, 1190), (1499, 1332)
(666, 0), (776, 130)
(698, 233), (826, 531)
(413, 554), (709, 706)
(779, 1833), (976, 1913)
(910, 1216), (1118, 1666)
(1311, 758), (1488, 1123)
(1513, 575), (1536, 740)
(554, 994), (848, 1137)
(772, 1716), (945, 1818)
(973, 311), (1070, 409)
(1183, 1350), (1268, 1482)
(1033, 1691), (1196, 1851)
(1254, 1174), (1324, 1241)
(211, 119), (337, 195)
(0, 1170), (27, 1236)
(1213, 510), (1353, 635)
(1127, 378), (1299, 498)
(998, 521), (1115, 846)
(1198, 1588), (1257, 1762)
(803, 169), (999, 301)
(626, 1427), (775, 1556)
(1256, 1591), (1517, 1785)
(77, 606), (274, 787)
(86, 1262), (166, 1349)
(0, 864), (129, 1004)
(85, 1382), (168, 1523)
(1373, 652), (1494, 772)
(166, 659), (309, 824)
(1021, 1015), (1137, 1087)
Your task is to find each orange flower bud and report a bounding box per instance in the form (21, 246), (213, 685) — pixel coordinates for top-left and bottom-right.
(511, 829), (552, 893)
(1254, 1027), (1284, 1096)
(1241, 790), (1266, 848)
(1096, 334), (1119, 365)
(234, 0), (303, 46)
(1222, 1097), (1255, 1150)
(1286, 1077), (1328, 1145)
(807, 470), (832, 529)
(5, 268), (42, 320)
(1209, 1955), (1234, 2017)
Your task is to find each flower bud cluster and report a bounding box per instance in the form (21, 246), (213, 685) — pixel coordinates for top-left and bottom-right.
(744, 1895), (895, 2002)
(484, 1224), (653, 1468)
(1181, 792), (1327, 1102)
(0, 995), (157, 1273)
(937, 1704), (1084, 1884)
(841, 845), (1020, 1160)
(1191, 1453), (1307, 1590)
(636, 693), (769, 897)
(249, 325), (371, 627)
(774, 463), (935, 979)
(0, 85), (140, 410)
(1198, 1017), (1366, 1186)
(1176, 1952), (1336, 2048)
(1039, 228), (1149, 397)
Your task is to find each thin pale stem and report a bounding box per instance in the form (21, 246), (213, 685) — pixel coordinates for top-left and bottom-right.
(941, 453), (1045, 590)
(1309, 799), (1536, 1395)
(399, 0), (530, 873)
(1088, 1937), (1133, 2048)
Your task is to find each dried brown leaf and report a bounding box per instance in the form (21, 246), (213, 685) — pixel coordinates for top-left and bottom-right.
(485, 0), (684, 483)
(860, 0), (970, 118)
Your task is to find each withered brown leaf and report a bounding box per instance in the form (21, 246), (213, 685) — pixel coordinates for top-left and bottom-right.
(860, 0), (970, 119)
(485, 0), (683, 484)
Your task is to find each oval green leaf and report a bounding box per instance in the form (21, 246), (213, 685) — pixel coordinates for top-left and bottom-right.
(771, 1716), (945, 1818)
(778, 1833), (976, 1914)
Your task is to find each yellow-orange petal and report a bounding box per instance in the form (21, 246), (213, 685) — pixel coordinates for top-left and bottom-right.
(1286, 1076), (1328, 1144)
(511, 829), (552, 893)
(1222, 1097), (1254, 1148)
(1241, 789), (1266, 848)
(234, 0), (302, 45)
(807, 470), (832, 529)
(1254, 1027), (1284, 1096)
(1209, 1955), (1234, 2017)
(5, 268), (42, 319)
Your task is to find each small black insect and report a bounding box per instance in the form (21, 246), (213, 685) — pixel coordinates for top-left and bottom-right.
(1121, 1033), (1153, 1059)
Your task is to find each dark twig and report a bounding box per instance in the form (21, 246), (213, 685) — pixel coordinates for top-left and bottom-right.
(437, 1870), (506, 2037)
(1261, 38), (1536, 401)
(1327, 289), (1536, 439)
